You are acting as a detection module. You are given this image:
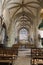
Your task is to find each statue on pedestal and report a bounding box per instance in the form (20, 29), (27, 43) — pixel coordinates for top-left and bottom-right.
(0, 17), (8, 47)
(1, 22), (7, 44)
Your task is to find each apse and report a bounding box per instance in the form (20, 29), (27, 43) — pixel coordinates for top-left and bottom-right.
(19, 28), (28, 44)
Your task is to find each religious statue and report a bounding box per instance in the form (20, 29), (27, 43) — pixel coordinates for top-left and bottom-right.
(1, 22), (7, 44)
(0, 17), (8, 47)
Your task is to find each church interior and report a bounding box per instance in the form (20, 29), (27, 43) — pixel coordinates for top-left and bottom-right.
(0, 0), (43, 65)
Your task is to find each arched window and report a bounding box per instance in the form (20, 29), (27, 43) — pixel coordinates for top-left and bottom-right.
(19, 28), (28, 43)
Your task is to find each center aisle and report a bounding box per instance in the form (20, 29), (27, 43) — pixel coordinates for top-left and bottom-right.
(13, 48), (31, 65)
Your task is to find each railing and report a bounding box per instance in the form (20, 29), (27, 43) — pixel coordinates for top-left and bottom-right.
(31, 49), (43, 59)
(0, 47), (18, 61)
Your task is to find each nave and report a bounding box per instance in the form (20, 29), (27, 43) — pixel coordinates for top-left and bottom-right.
(0, 0), (43, 65)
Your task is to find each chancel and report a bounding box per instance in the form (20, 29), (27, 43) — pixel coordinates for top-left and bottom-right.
(0, 0), (43, 65)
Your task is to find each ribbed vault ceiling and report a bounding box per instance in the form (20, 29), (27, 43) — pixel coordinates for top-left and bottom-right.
(2, 0), (42, 29)
(2, 0), (41, 17)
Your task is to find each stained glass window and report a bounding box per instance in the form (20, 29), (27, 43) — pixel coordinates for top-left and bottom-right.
(19, 28), (28, 41)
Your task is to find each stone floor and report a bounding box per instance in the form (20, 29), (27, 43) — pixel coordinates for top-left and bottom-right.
(13, 56), (31, 65)
(13, 48), (31, 65)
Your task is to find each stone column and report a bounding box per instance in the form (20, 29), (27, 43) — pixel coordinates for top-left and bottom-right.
(0, 0), (2, 16)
